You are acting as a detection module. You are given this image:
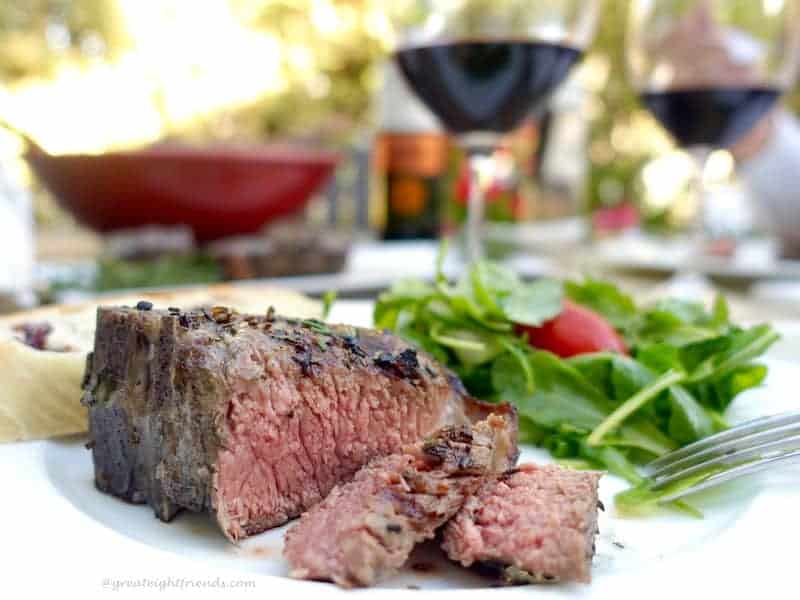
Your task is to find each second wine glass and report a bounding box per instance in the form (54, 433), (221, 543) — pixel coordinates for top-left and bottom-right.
(394, 0), (599, 262)
(628, 0), (800, 290)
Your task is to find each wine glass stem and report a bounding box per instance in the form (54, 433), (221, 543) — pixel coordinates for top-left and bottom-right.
(667, 147), (713, 299)
(687, 147), (711, 248)
(465, 150), (493, 262)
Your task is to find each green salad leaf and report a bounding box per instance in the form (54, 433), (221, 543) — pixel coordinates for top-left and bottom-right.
(501, 279), (564, 327)
(374, 249), (779, 516)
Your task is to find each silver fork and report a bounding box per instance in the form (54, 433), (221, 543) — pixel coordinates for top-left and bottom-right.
(643, 410), (800, 504)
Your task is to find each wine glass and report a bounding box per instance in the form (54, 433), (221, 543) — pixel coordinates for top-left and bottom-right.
(628, 0), (800, 293)
(393, 0), (600, 262)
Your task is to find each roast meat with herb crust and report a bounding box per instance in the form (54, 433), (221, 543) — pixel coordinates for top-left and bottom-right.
(284, 413), (518, 588)
(82, 305), (514, 540)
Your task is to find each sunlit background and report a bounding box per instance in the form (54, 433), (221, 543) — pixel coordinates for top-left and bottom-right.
(1, 0), (797, 237)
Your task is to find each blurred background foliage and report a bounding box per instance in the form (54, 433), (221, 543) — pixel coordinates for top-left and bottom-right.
(0, 0), (126, 80)
(1, 0), (798, 220)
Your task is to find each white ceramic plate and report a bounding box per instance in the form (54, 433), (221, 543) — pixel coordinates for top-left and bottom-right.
(2, 301), (799, 599)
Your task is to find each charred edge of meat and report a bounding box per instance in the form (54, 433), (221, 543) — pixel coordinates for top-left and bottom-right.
(82, 352), (94, 389)
(373, 348), (421, 381)
(341, 335), (367, 358)
(292, 347), (321, 377)
(211, 306), (234, 323)
(461, 398), (520, 468)
(420, 425), (480, 471)
(473, 561), (559, 586)
(12, 321), (53, 350)
(463, 395), (516, 424)
(498, 467), (522, 481)
(445, 372), (468, 396)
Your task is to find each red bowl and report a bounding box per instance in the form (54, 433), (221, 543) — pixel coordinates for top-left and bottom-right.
(25, 144), (339, 242)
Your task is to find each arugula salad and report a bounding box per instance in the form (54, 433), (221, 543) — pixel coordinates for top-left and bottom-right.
(374, 250), (779, 515)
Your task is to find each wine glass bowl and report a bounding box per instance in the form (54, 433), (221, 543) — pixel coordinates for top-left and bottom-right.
(628, 0), (800, 152)
(392, 0), (600, 261)
(626, 0), (800, 295)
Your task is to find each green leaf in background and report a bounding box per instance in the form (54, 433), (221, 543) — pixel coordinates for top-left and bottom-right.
(544, 433), (580, 459)
(501, 279), (564, 327)
(321, 290), (336, 320)
(517, 415), (549, 445)
(469, 261), (521, 318)
(711, 294), (731, 328)
(679, 335), (734, 374)
(92, 256), (222, 291)
(373, 278), (435, 330)
(688, 324), (780, 384)
(455, 363), (496, 399)
(726, 363), (769, 397)
(565, 278), (638, 332)
(648, 298), (711, 327)
(568, 353), (616, 400)
(614, 468), (727, 518)
(610, 355), (658, 403)
(430, 325), (503, 366)
(500, 351), (613, 432)
(569, 352), (657, 404)
(439, 278), (505, 331)
(635, 342), (683, 374)
(587, 370), (685, 447)
(691, 363), (770, 414)
(381, 277), (435, 303)
(667, 385), (716, 445)
(491, 350), (532, 394)
(579, 442), (644, 486)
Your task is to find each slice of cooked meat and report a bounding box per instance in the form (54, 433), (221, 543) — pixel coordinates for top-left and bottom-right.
(283, 413), (518, 588)
(82, 305), (516, 541)
(441, 463), (602, 584)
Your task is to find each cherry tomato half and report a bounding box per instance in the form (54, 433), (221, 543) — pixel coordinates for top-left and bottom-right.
(516, 300), (628, 358)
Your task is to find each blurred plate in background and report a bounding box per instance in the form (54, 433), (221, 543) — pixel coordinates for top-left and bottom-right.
(587, 232), (800, 284)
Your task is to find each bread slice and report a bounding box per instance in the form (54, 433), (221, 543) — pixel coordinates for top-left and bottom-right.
(0, 284), (320, 443)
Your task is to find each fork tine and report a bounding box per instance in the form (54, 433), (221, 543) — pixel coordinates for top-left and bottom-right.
(647, 422), (800, 480)
(649, 434), (800, 490)
(646, 411), (800, 473)
(656, 449), (800, 504)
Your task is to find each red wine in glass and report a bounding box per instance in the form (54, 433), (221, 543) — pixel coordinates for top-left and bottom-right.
(640, 87), (780, 148)
(395, 40), (582, 137)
